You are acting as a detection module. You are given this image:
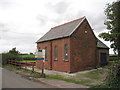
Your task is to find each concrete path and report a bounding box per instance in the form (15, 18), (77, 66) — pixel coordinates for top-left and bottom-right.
(27, 66), (96, 77)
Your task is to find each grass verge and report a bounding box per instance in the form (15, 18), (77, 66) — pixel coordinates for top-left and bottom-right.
(3, 64), (42, 78)
(46, 74), (92, 87)
(3, 61), (118, 88)
(3, 64), (91, 87)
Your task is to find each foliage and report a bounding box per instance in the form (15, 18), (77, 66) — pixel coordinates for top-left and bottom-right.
(2, 53), (20, 65)
(9, 47), (20, 55)
(30, 52), (34, 55)
(99, 1), (120, 58)
(2, 47), (20, 65)
(109, 55), (118, 61)
(99, 1), (120, 87)
(103, 62), (120, 88)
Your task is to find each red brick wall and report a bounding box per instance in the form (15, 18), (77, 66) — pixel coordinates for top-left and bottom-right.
(51, 38), (70, 72)
(70, 19), (97, 72)
(36, 41), (51, 70)
(36, 38), (71, 72)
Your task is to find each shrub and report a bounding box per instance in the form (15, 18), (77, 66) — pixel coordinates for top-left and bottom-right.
(2, 47), (21, 65)
(2, 53), (20, 65)
(109, 55), (118, 61)
(103, 61), (120, 88)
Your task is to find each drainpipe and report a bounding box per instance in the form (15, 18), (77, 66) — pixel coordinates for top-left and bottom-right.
(50, 41), (52, 70)
(95, 40), (98, 68)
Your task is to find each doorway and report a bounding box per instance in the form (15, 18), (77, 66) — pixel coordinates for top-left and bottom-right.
(100, 53), (107, 66)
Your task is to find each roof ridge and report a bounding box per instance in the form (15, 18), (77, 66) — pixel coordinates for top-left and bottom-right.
(51, 16), (85, 29)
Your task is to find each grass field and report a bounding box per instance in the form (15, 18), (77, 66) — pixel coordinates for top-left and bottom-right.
(21, 60), (36, 62)
(19, 54), (35, 58)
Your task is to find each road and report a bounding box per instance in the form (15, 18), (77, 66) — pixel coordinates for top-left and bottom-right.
(2, 68), (57, 88)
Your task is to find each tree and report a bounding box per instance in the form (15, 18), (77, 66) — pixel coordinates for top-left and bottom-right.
(99, 1), (120, 59)
(9, 47), (19, 55)
(2, 47), (20, 65)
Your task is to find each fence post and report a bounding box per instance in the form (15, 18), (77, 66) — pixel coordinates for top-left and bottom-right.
(19, 61), (21, 69)
(15, 60), (16, 67)
(8, 60), (11, 65)
(25, 61), (27, 70)
(41, 60), (45, 78)
(32, 64), (34, 73)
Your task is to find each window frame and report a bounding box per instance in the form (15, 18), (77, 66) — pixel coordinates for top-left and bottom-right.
(64, 44), (68, 61)
(54, 45), (58, 61)
(45, 47), (48, 60)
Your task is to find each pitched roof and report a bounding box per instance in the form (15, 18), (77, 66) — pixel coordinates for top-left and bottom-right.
(97, 39), (109, 49)
(36, 16), (85, 43)
(36, 17), (109, 49)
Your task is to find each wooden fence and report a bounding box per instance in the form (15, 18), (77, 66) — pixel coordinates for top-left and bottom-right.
(8, 60), (36, 72)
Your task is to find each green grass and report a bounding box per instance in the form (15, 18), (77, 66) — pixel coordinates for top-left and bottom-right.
(46, 74), (92, 86)
(3, 64), (21, 70)
(3, 64), (42, 78)
(79, 69), (106, 80)
(19, 54), (35, 58)
(3, 60), (119, 88)
(20, 60), (36, 62)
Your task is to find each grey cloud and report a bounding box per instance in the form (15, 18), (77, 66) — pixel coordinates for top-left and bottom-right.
(36, 15), (48, 26)
(46, 1), (70, 14)
(93, 15), (106, 33)
(49, 10), (85, 26)
(53, 1), (70, 14)
(66, 10), (85, 20)
(1, 31), (39, 44)
(0, 22), (5, 27)
(0, 22), (9, 32)
(0, 0), (13, 9)
(85, 12), (107, 33)
(0, 31), (41, 53)
(0, 22), (9, 40)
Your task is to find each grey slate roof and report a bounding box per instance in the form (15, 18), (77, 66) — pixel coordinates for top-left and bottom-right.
(36, 17), (85, 43)
(36, 17), (109, 49)
(97, 39), (109, 49)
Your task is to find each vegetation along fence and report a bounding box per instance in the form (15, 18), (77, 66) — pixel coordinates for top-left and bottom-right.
(8, 60), (36, 72)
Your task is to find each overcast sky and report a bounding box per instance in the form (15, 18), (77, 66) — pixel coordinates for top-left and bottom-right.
(0, 0), (116, 54)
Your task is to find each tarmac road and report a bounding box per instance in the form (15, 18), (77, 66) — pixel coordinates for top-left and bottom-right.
(2, 68), (57, 88)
